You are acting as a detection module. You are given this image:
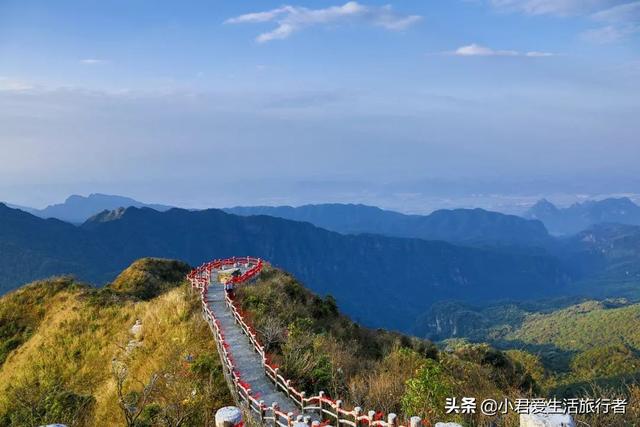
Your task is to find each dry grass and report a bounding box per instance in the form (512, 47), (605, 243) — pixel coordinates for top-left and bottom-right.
(0, 261), (232, 426)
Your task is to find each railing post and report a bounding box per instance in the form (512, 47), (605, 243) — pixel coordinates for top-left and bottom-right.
(274, 368), (279, 386)
(272, 402), (279, 424)
(368, 411), (376, 425)
(300, 391), (306, 412)
(387, 413), (397, 427)
(354, 407), (362, 427)
(215, 406), (242, 427)
(287, 412), (294, 427)
(335, 400), (342, 427)
(319, 391), (325, 417)
(409, 417), (421, 427)
(259, 400), (265, 423)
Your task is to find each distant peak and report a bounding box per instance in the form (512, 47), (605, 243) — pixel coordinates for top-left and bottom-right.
(535, 198), (555, 207)
(85, 207), (128, 224)
(527, 199), (558, 213)
(64, 194), (86, 202)
(600, 197), (637, 206)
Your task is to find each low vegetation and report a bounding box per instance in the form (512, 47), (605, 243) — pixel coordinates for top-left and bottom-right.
(0, 258), (231, 426)
(2, 258), (639, 426)
(235, 267), (549, 426)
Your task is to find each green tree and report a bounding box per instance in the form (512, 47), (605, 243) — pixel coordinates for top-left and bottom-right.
(401, 359), (456, 423)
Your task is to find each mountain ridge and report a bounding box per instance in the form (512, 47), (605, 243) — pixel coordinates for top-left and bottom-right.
(525, 197), (640, 235)
(4, 193), (174, 224)
(0, 203), (568, 332)
(224, 203), (552, 248)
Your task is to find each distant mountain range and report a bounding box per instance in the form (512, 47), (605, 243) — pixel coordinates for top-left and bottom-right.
(7, 195), (554, 249)
(556, 223), (640, 298)
(224, 204), (552, 249)
(524, 197), (640, 236)
(0, 203), (569, 332)
(7, 193), (173, 224)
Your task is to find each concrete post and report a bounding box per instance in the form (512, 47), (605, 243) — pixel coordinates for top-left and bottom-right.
(215, 406), (243, 427)
(410, 416), (422, 427)
(388, 413), (397, 427)
(301, 391), (306, 412)
(287, 412), (294, 427)
(259, 400), (265, 423)
(319, 391), (325, 416)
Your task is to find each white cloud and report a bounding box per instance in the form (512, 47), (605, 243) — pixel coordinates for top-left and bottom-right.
(0, 77), (34, 92)
(80, 59), (109, 65)
(453, 43), (518, 56)
(525, 51), (556, 57)
(592, 0), (640, 21)
(225, 2), (421, 43)
(449, 43), (555, 57)
(583, 24), (636, 42)
(488, 0), (618, 16)
(486, 0), (640, 43)
(586, 1), (640, 42)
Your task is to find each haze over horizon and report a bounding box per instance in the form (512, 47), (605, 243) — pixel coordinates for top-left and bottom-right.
(1, 0), (638, 212)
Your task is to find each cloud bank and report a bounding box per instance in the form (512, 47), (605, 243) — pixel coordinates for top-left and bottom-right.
(225, 2), (421, 43)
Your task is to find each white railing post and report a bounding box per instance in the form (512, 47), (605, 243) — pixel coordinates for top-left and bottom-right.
(272, 402), (279, 424)
(319, 391), (325, 417)
(354, 407), (362, 427)
(410, 416), (421, 427)
(335, 400), (342, 427)
(215, 406), (243, 427)
(387, 413), (397, 427)
(368, 411), (376, 425)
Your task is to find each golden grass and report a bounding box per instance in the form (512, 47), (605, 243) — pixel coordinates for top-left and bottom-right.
(0, 274), (231, 426)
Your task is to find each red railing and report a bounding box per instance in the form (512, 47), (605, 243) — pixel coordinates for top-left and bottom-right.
(188, 257), (422, 427)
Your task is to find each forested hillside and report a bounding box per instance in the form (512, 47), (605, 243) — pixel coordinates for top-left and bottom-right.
(0, 203), (567, 332)
(236, 266), (640, 426)
(225, 204), (552, 248)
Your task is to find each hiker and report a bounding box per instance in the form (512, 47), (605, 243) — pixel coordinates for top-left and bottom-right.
(224, 280), (235, 297)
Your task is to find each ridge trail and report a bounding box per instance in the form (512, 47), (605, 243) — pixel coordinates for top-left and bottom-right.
(207, 266), (300, 416)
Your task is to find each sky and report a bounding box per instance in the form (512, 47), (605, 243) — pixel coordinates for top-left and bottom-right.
(1, 0), (639, 213)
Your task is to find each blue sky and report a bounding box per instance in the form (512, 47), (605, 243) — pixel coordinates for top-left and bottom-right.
(1, 1), (639, 212)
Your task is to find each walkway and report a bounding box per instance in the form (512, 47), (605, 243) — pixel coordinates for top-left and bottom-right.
(207, 267), (300, 415)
